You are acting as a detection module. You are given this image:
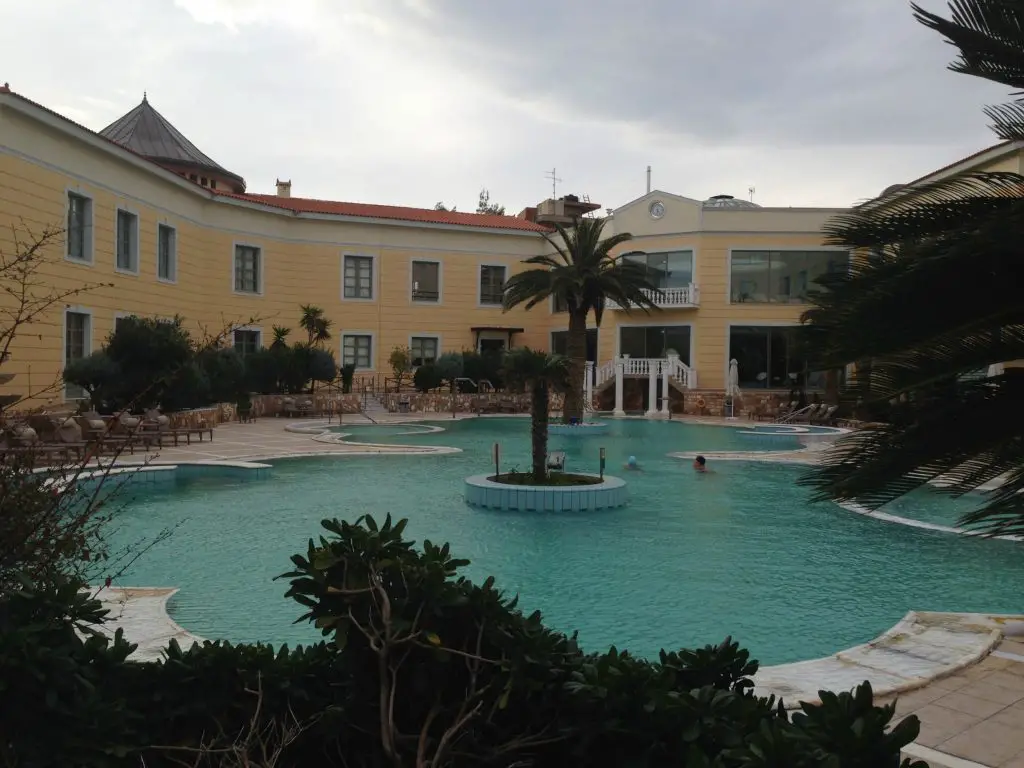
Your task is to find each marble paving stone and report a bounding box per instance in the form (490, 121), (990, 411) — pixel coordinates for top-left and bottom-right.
(933, 691), (1011, 719)
(957, 680), (1024, 707)
(941, 719), (1024, 766)
(911, 704), (984, 748)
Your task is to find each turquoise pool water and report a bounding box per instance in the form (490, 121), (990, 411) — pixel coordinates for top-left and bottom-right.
(102, 418), (1024, 665)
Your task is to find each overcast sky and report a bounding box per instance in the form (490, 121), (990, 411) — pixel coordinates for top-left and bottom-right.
(0, 0), (1012, 211)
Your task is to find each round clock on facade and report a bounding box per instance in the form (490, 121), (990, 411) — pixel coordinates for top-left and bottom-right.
(649, 201), (665, 219)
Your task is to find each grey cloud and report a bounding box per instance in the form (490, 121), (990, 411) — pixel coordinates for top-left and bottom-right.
(385, 0), (1008, 146)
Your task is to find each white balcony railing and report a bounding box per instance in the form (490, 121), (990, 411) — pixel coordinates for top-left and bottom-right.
(605, 284), (699, 310)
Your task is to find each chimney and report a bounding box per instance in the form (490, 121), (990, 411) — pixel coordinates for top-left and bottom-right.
(275, 178), (292, 198)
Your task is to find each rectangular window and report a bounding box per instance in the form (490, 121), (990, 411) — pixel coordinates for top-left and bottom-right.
(234, 245), (261, 293)
(116, 209), (139, 272)
(342, 334), (372, 369)
(411, 261), (440, 302)
(618, 325), (691, 365)
(410, 336), (439, 366)
(64, 311), (90, 399)
(157, 224), (177, 281)
(344, 255), (374, 299)
(730, 250), (848, 303)
(728, 325), (834, 389)
(620, 250), (694, 289)
(553, 295), (569, 313)
(67, 193), (93, 262)
(233, 329), (261, 356)
(479, 265), (506, 305)
(551, 329), (598, 360)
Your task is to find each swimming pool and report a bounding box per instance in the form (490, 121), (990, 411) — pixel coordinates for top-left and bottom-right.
(102, 418), (1024, 665)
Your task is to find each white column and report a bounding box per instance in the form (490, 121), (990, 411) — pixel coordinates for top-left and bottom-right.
(645, 362), (658, 417)
(584, 361), (594, 410)
(661, 358), (671, 415)
(613, 356), (625, 416)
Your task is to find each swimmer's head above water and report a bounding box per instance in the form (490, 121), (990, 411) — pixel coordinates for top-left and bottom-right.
(693, 455), (707, 471)
(627, 455), (638, 468)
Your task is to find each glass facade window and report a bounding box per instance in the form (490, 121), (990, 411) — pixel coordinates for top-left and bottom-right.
(116, 209), (138, 271)
(618, 325), (691, 365)
(479, 265), (506, 305)
(344, 255), (374, 299)
(234, 245), (261, 293)
(622, 250), (694, 288)
(67, 193), (92, 262)
(730, 250), (847, 303)
(343, 334), (372, 369)
(728, 325), (829, 389)
(157, 224), (176, 281)
(64, 311), (89, 399)
(411, 261), (439, 302)
(233, 329), (261, 356)
(410, 336), (438, 366)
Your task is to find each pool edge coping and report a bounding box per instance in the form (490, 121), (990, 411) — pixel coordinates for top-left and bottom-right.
(90, 586), (1019, 713)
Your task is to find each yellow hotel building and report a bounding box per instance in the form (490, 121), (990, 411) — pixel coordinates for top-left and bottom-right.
(1, 85), (1018, 413)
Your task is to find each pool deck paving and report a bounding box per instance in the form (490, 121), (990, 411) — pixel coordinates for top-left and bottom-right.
(89, 416), (1024, 767)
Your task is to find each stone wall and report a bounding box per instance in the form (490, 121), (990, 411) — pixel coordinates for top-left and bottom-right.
(379, 392), (567, 415)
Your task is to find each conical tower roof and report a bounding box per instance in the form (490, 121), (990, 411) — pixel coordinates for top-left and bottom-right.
(99, 94), (245, 192)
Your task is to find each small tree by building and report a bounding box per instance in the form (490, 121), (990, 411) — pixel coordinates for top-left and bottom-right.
(387, 346), (413, 392)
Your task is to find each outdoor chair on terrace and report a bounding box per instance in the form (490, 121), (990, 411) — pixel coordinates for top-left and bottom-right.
(498, 397), (518, 414)
(75, 415), (133, 454)
(812, 405), (839, 426)
(546, 451), (566, 472)
(28, 414), (89, 458)
(792, 404), (824, 424)
(111, 412), (162, 450)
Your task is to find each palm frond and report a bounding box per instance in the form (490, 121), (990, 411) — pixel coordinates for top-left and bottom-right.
(801, 372), (1024, 527)
(913, 0), (1024, 140)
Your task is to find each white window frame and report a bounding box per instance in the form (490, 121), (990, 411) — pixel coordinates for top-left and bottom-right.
(232, 325), (263, 356)
(409, 334), (442, 367)
(156, 222), (178, 283)
(64, 188), (94, 265)
(232, 242), (263, 295)
(63, 306), (93, 401)
(341, 332), (375, 371)
(341, 253), (377, 302)
(477, 263), (507, 307)
(726, 246), (849, 305)
(410, 258), (443, 304)
(114, 206), (141, 275)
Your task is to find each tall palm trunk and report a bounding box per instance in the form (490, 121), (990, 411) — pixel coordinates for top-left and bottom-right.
(563, 310), (587, 423)
(530, 383), (549, 479)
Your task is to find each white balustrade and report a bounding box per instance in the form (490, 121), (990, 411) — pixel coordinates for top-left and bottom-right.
(606, 284), (700, 310)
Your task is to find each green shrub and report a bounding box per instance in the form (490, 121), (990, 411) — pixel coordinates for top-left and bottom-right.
(62, 351), (120, 411)
(0, 515), (924, 767)
(413, 362), (442, 392)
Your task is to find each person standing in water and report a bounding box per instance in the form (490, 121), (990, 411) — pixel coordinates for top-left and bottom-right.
(693, 455), (708, 472)
(624, 455), (642, 471)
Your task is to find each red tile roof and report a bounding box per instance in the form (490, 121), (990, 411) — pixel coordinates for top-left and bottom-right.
(0, 85), (550, 234)
(232, 193), (551, 232)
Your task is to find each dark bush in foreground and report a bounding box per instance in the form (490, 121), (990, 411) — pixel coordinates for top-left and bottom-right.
(0, 515), (925, 767)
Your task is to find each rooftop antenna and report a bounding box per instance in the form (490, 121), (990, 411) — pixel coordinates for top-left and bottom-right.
(545, 167), (562, 198)
(646, 165), (652, 194)
(749, 186), (756, 203)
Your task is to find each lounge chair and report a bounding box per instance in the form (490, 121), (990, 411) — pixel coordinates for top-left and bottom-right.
(28, 414), (89, 458)
(75, 415), (133, 454)
(546, 451), (566, 472)
(143, 409), (212, 445)
(812, 405), (839, 426)
(793, 404), (824, 424)
(498, 397), (518, 414)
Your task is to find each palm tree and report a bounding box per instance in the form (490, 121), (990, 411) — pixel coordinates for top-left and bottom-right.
(503, 217), (660, 423)
(502, 348), (572, 480)
(798, 0), (1024, 537)
(299, 305), (333, 347)
(270, 325), (291, 350)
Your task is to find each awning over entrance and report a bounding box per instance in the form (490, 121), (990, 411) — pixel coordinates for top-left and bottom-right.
(470, 326), (524, 351)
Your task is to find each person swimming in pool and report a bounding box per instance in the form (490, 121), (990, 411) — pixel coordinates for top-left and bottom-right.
(693, 455), (709, 472)
(624, 455), (642, 471)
